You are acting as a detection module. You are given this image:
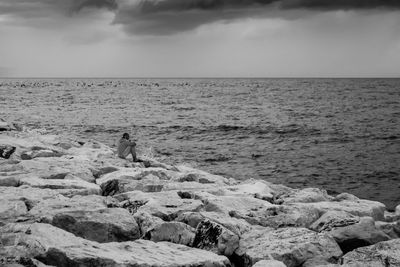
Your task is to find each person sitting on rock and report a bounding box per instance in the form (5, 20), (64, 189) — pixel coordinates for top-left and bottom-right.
(117, 133), (138, 162)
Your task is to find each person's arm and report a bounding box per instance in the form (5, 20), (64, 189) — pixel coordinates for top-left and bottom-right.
(120, 139), (136, 147)
(129, 140), (136, 146)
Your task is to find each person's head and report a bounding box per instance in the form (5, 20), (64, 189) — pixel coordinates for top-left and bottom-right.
(122, 133), (130, 140)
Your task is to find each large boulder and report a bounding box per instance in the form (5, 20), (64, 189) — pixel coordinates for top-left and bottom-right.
(0, 133), (51, 151)
(310, 211), (390, 253)
(0, 200), (28, 226)
(233, 226), (342, 267)
(0, 176), (21, 187)
(141, 158), (179, 171)
(177, 211), (251, 236)
(17, 157), (96, 183)
(218, 180), (290, 201)
(198, 193), (275, 215)
(328, 217), (390, 253)
(252, 260), (286, 267)
(90, 166), (119, 179)
(50, 208), (141, 242)
(97, 168), (181, 195)
(230, 203), (320, 228)
(275, 187), (333, 204)
(20, 149), (64, 160)
(375, 221), (400, 239)
(384, 210), (400, 222)
(0, 120), (18, 131)
(0, 133), (72, 163)
(28, 195), (108, 222)
(179, 191), (320, 229)
(68, 139), (115, 162)
(176, 211), (205, 228)
(19, 177), (100, 196)
(133, 211), (164, 237)
(0, 223), (230, 267)
(310, 210), (360, 232)
(0, 258), (53, 267)
(342, 238), (400, 267)
(0, 186), (63, 210)
(301, 257), (339, 267)
(0, 160), (24, 186)
(144, 221), (195, 246)
(163, 181), (219, 191)
(294, 198), (386, 221)
(176, 165), (231, 185)
(115, 191), (204, 221)
(100, 174), (164, 195)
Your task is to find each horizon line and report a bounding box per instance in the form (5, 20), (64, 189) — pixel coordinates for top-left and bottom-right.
(1, 76), (400, 79)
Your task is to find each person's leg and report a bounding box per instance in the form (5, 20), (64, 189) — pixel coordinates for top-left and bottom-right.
(120, 146), (131, 159)
(130, 146), (137, 162)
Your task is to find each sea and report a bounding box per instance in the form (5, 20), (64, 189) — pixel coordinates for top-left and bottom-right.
(1, 78), (399, 210)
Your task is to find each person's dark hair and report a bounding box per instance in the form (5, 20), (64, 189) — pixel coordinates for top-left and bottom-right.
(122, 133), (129, 139)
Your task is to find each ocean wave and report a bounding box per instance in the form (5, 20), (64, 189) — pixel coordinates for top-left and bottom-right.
(4, 78), (398, 209)
(204, 155), (232, 163)
(106, 123), (324, 138)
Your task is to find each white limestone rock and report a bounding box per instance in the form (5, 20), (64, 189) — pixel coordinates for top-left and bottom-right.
(50, 208), (141, 242)
(0, 223), (230, 267)
(19, 177), (100, 196)
(342, 238), (400, 267)
(328, 217), (390, 253)
(252, 260), (287, 267)
(234, 226), (342, 267)
(115, 190), (204, 221)
(276, 187), (334, 204)
(294, 199), (386, 221)
(310, 210), (360, 232)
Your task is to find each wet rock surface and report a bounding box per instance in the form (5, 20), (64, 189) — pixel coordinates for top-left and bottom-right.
(1, 127), (399, 267)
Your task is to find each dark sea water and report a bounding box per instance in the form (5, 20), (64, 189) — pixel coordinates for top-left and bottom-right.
(1, 78), (399, 209)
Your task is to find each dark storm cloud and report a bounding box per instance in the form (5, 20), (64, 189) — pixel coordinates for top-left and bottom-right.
(282, 0), (400, 9)
(118, 0), (400, 13)
(112, 0), (400, 35)
(1, 0), (400, 34)
(0, 0), (117, 18)
(70, 0), (118, 13)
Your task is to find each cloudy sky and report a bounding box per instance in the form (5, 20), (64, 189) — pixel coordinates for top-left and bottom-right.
(1, 0), (400, 77)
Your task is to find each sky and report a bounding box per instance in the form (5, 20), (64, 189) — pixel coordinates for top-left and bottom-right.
(1, 0), (400, 78)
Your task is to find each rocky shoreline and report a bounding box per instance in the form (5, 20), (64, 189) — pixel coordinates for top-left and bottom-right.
(1, 122), (399, 267)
